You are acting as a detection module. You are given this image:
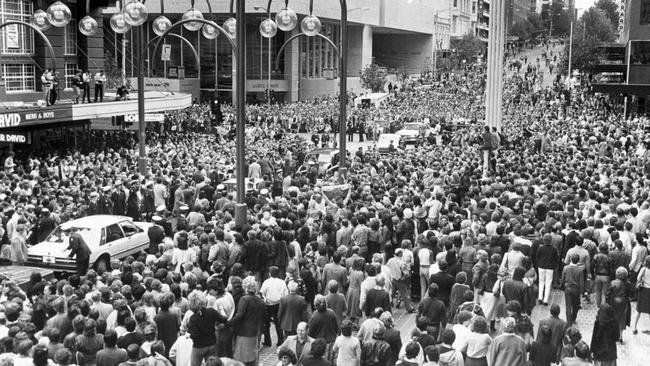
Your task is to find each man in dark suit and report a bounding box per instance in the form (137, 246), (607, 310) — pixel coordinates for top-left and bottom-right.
(278, 282), (309, 337)
(363, 275), (391, 317)
(111, 181), (127, 216)
(35, 208), (56, 243)
(147, 217), (165, 255)
(537, 304), (568, 363)
(429, 260), (455, 307)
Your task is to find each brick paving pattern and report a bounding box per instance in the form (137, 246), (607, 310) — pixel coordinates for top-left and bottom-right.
(256, 289), (649, 366)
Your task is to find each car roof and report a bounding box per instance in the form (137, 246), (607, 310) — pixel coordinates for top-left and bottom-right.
(60, 215), (132, 229)
(306, 149), (337, 154)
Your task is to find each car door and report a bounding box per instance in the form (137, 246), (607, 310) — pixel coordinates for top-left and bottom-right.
(118, 220), (145, 256)
(102, 223), (127, 259)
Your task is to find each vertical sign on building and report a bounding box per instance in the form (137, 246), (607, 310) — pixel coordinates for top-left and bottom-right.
(161, 44), (171, 61)
(5, 24), (19, 49)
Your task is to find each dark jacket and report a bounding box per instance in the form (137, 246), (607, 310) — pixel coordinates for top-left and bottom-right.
(429, 271), (455, 306)
(243, 239), (266, 271)
(536, 244), (559, 270)
(188, 307), (227, 348)
(308, 309), (339, 343)
(363, 288), (391, 317)
(278, 293), (309, 332)
(360, 338), (391, 366)
(228, 294), (266, 337)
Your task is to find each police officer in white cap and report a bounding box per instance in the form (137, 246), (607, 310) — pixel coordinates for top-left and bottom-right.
(147, 216), (165, 255)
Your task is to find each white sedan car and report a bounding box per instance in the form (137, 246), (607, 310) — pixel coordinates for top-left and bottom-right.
(27, 215), (153, 273)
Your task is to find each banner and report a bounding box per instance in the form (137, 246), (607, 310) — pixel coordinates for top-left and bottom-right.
(321, 183), (350, 201)
(0, 131), (30, 144)
(0, 106), (73, 128)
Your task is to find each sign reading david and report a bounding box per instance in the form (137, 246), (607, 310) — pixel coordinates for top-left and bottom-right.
(0, 107), (73, 128)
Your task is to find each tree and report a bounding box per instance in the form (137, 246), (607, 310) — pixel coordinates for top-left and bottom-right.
(527, 13), (545, 36)
(104, 52), (130, 89)
(511, 19), (534, 41)
(595, 0), (619, 31)
(558, 8), (616, 75)
(454, 33), (483, 64)
(360, 63), (387, 93)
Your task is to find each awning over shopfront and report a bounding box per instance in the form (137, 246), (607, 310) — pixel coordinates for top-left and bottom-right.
(592, 83), (650, 95)
(0, 92), (191, 129)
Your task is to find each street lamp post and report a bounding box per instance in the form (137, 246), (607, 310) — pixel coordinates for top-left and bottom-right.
(433, 8), (452, 75)
(264, 0), (349, 170)
(254, 3), (273, 103)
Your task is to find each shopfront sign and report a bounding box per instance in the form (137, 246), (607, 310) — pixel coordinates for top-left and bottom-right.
(246, 80), (289, 92)
(0, 131), (30, 144)
(124, 113), (165, 123)
(0, 107), (73, 128)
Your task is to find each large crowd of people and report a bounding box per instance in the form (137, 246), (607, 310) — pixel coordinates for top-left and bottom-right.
(0, 42), (649, 366)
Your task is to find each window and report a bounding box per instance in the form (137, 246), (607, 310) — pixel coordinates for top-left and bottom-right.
(64, 18), (77, 55)
(0, 0), (34, 54)
(104, 224), (125, 244)
(64, 63), (78, 89)
(2, 63), (34, 91)
(119, 221), (140, 237)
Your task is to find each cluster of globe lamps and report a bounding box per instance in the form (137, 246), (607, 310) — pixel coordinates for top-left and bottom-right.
(30, 0), (324, 44)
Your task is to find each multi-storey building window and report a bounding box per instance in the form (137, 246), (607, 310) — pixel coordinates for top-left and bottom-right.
(300, 23), (339, 79)
(0, 0), (34, 54)
(2, 63), (35, 91)
(64, 63), (78, 89)
(64, 18), (77, 55)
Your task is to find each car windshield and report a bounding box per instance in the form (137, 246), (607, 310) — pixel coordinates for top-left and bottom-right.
(45, 227), (99, 247)
(403, 124), (420, 130)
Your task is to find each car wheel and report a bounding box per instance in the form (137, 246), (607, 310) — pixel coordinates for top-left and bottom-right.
(95, 256), (109, 274)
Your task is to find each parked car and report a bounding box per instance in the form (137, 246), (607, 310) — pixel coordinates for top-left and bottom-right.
(297, 149), (341, 176)
(27, 215), (153, 273)
(396, 122), (426, 144)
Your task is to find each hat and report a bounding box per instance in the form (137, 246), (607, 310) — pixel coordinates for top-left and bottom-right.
(102, 186), (111, 192)
(41, 208), (50, 214)
(156, 205), (166, 212)
(115, 180), (122, 186)
(403, 208), (413, 219)
(146, 181), (154, 187)
(179, 205), (189, 211)
(260, 188), (269, 195)
(152, 215), (163, 222)
(217, 184), (226, 190)
(90, 192), (99, 198)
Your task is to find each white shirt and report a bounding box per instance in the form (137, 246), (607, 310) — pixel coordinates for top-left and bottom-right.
(260, 277), (288, 305)
(213, 292), (236, 320)
(169, 334), (193, 366)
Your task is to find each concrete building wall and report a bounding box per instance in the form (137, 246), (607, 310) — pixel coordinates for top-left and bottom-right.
(623, 0), (650, 41)
(373, 33), (433, 74)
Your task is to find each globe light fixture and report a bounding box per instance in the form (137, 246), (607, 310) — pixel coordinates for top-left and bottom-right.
(152, 15), (172, 36)
(123, 0), (148, 26)
(202, 24), (219, 39)
(31, 9), (51, 31)
(275, 7), (298, 31)
(301, 15), (321, 37)
(46, 1), (72, 27)
(110, 12), (131, 34)
(78, 15), (99, 36)
(260, 18), (277, 38)
(223, 17), (237, 38)
(182, 7), (204, 31)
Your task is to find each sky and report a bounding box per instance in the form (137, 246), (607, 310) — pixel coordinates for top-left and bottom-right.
(575, 0), (598, 10)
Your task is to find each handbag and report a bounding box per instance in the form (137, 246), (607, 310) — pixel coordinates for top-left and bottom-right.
(636, 268), (646, 291)
(493, 279), (502, 298)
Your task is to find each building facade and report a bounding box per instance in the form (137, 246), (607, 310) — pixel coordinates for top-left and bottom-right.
(106, 0), (438, 103)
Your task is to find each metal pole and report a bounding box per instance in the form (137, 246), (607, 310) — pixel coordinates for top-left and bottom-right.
(338, 0), (347, 169)
(434, 13), (438, 75)
(567, 17), (573, 82)
(268, 11), (272, 103)
(137, 25), (147, 174)
(234, 0), (247, 227)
